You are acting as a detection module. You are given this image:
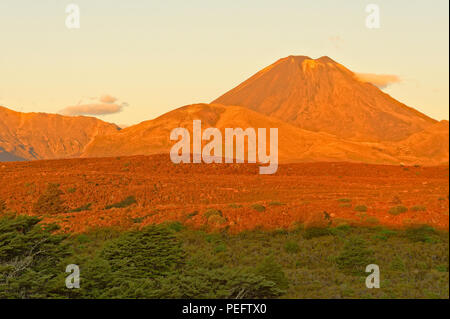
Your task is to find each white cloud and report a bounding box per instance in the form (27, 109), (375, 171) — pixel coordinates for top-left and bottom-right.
(355, 73), (401, 89)
(59, 95), (128, 116)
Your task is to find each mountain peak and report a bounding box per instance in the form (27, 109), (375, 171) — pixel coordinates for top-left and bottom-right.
(213, 56), (436, 141)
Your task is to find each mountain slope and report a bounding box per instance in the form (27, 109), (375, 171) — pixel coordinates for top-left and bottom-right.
(0, 106), (120, 160)
(393, 120), (449, 165)
(213, 56), (437, 142)
(82, 103), (423, 165)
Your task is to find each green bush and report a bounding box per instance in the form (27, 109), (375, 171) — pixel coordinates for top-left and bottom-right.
(69, 203), (92, 213)
(335, 237), (374, 275)
(269, 201), (285, 206)
(0, 199), (6, 214)
(0, 215), (70, 298)
(105, 196), (137, 210)
(203, 209), (222, 218)
(66, 187), (76, 194)
(251, 204), (266, 212)
(354, 205), (368, 212)
(405, 225), (439, 243)
(100, 225), (185, 279)
(411, 206), (426, 212)
(388, 206), (408, 215)
(254, 256), (289, 291)
(214, 243), (227, 253)
(284, 241), (300, 254)
(303, 227), (331, 239)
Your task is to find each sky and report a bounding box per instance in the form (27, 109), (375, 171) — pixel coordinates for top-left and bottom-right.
(0, 0), (448, 126)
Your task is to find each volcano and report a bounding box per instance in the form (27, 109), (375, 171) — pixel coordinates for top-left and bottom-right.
(213, 56), (437, 142)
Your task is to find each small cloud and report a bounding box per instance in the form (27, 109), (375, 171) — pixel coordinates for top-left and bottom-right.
(99, 94), (117, 104)
(60, 103), (123, 116)
(355, 73), (401, 89)
(59, 95), (128, 116)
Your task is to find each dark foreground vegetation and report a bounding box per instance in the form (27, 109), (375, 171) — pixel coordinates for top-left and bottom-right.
(0, 214), (448, 299)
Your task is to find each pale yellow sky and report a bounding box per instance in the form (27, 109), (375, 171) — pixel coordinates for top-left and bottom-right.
(0, 0), (448, 125)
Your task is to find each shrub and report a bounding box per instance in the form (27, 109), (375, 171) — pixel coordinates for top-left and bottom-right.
(0, 199), (6, 214)
(254, 256), (289, 291)
(203, 209), (223, 219)
(228, 203), (243, 209)
(269, 201), (285, 206)
(69, 203), (92, 213)
(354, 205), (368, 212)
(132, 217), (144, 224)
(284, 241), (300, 254)
(303, 227), (331, 239)
(66, 187), (76, 194)
(390, 256), (406, 271)
(338, 198), (352, 203)
(100, 225), (185, 279)
(251, 204), (266, 212)
(411, 206), (426, 212)
(105, 196), (137, 210)
(33, 183), (66, 214)
(405, 225), (439, 243)
(148, 266), (285, 299)
(335, 237), (374, 275)
(164, 221), (184, 232)
(0, 215), (69, 298)
(388, 206), (408, 215)
(373, 228), (397, 241)
(214, 243), (227, 253)
(186, 211), (199, 219)
(207, 214), (228, 226)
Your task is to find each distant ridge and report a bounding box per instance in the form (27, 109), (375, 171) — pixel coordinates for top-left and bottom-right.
(0, 106), (120, 160)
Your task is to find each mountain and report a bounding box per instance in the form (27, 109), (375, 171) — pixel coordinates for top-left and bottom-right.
(213, 56), (437, 142)
(393, 120), (449, 165)
(82, 103), (420, 164)
(0, 106), (120, 160)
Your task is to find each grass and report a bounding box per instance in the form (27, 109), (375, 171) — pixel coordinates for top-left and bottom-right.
(104, 196), (137, 210)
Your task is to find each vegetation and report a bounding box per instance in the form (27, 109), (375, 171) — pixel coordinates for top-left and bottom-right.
(251, 204), (266, 212)
(411, 205), (426, 212)
(69, 203), (92, 213)
(388, 206), (408, 215)
(0, 214), (448, 299)
(104, 196), (137, 210)
(0, 199), (6, 214)
(354, 205), (368, 212)
(33, 183), (66, 214)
